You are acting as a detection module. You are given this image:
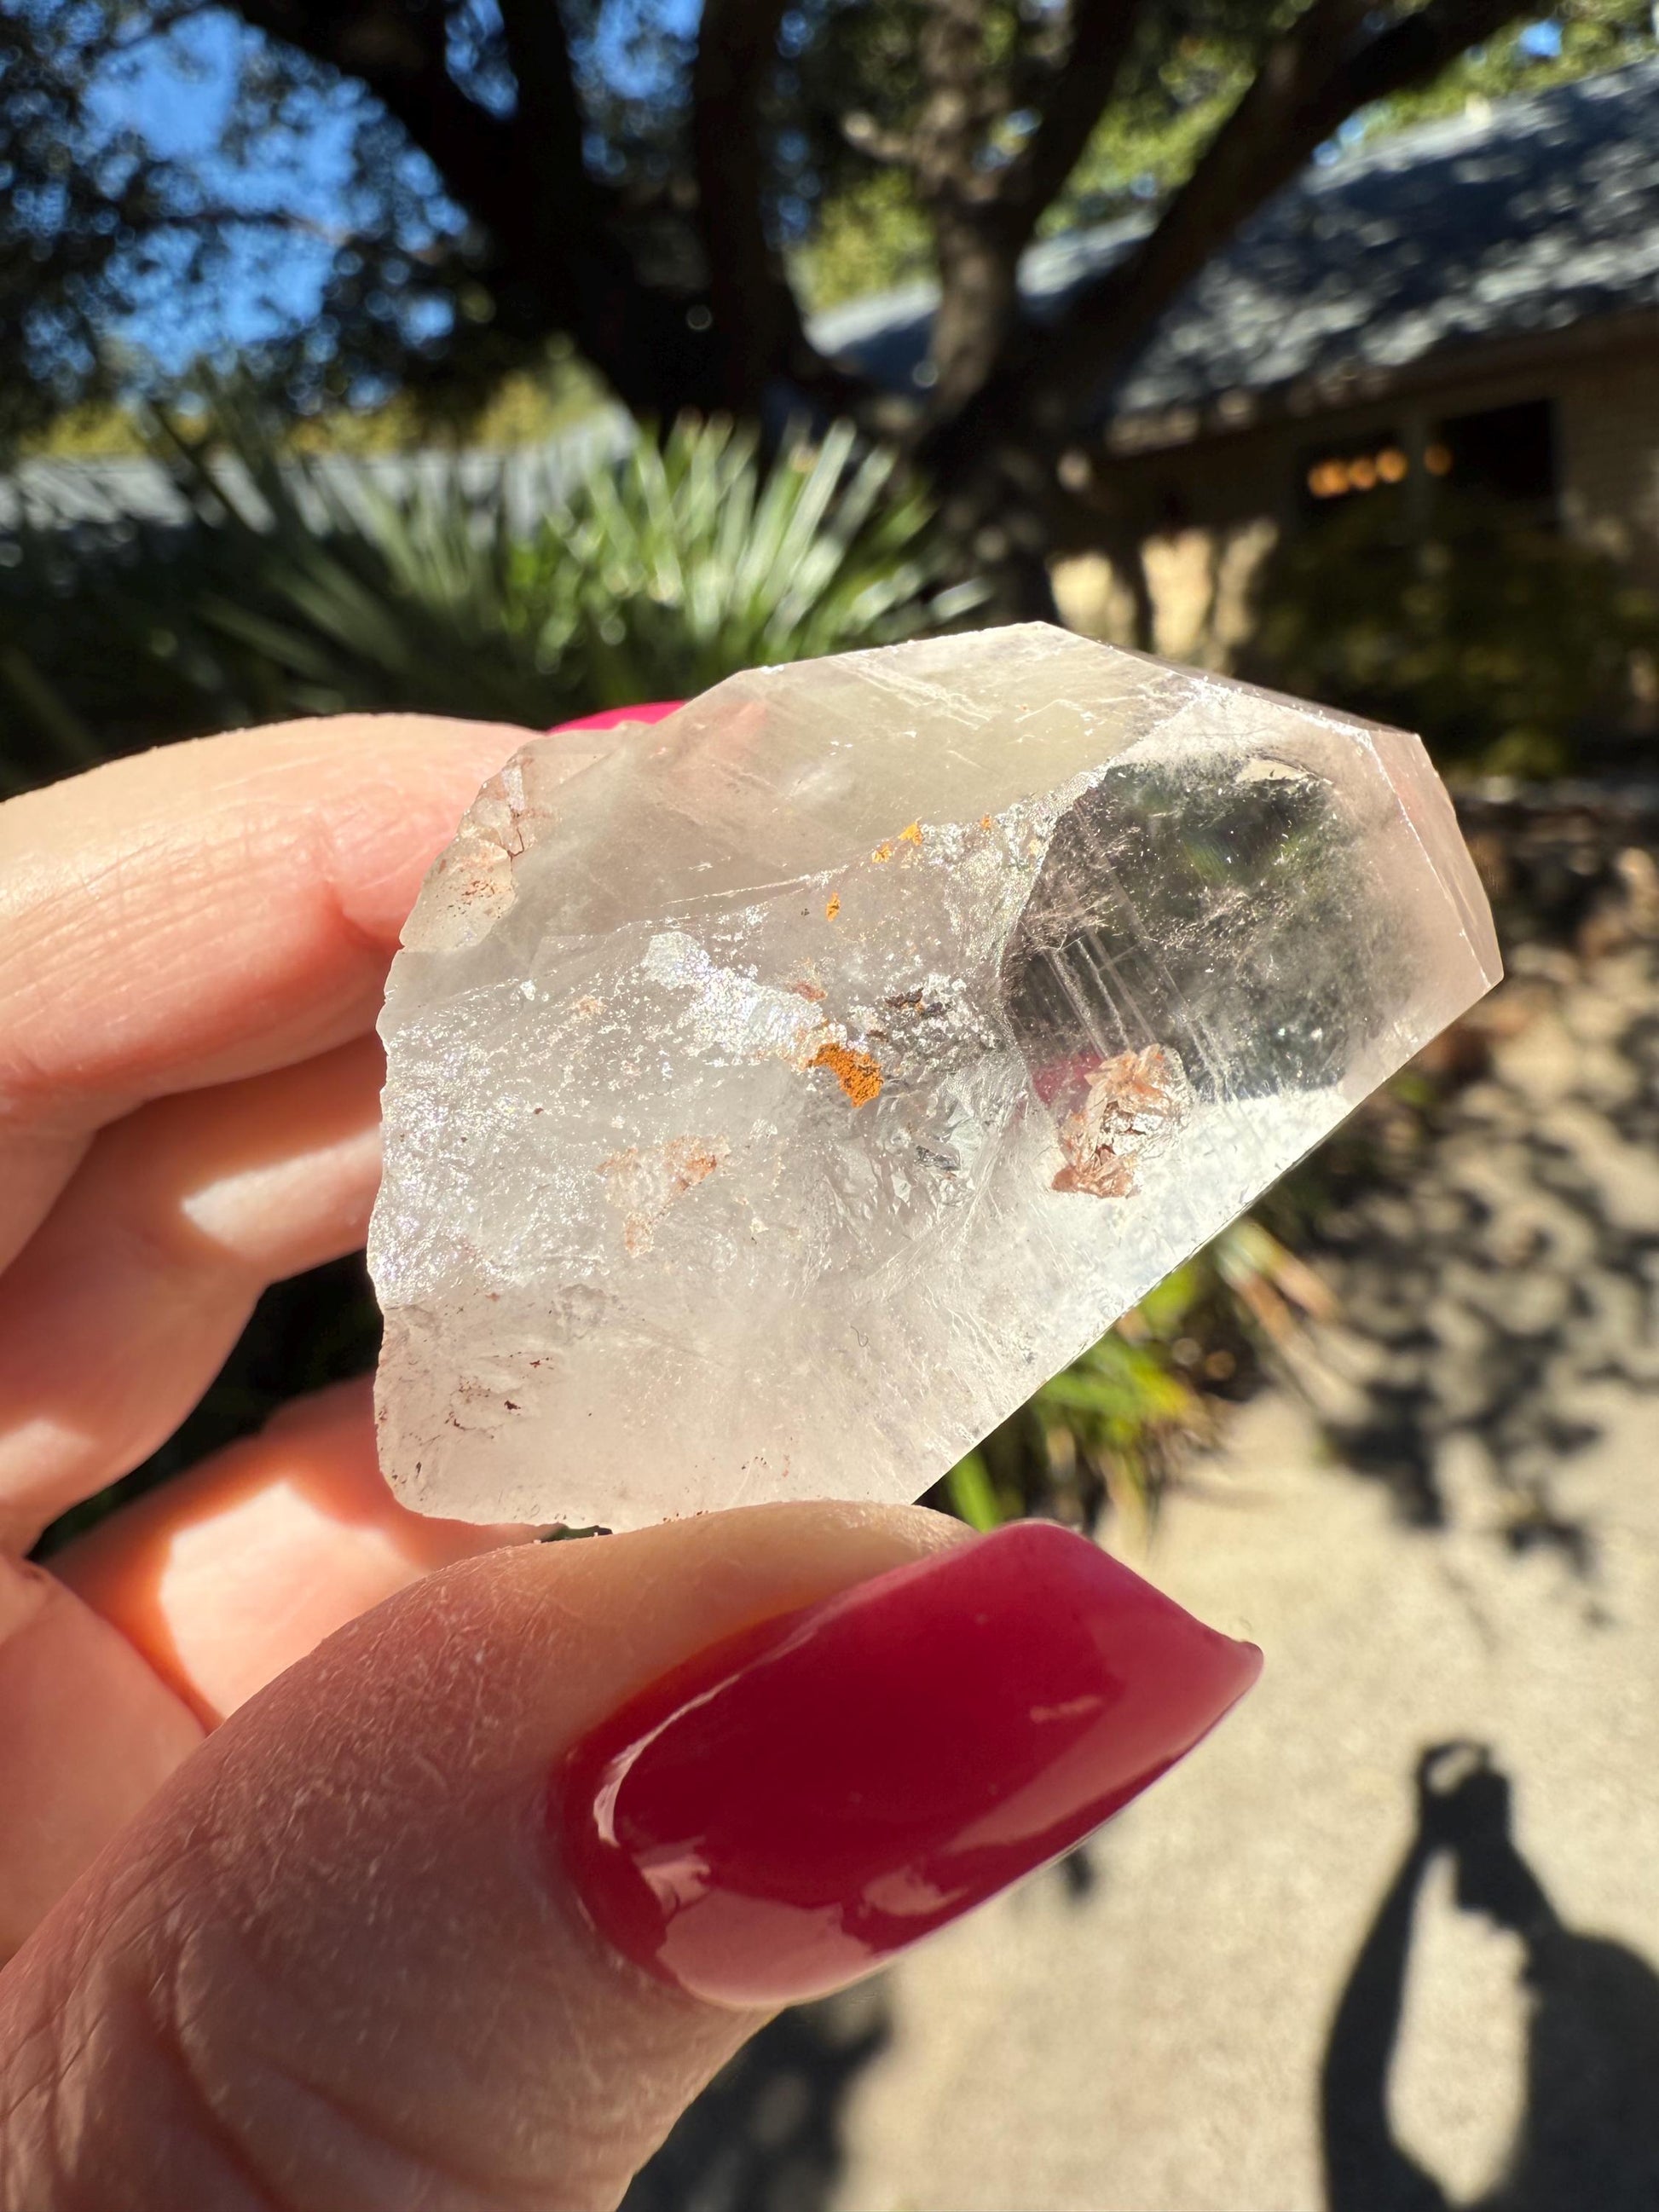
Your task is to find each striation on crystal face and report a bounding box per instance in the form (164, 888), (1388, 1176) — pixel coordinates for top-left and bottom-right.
(369, 623), (1500, 1528)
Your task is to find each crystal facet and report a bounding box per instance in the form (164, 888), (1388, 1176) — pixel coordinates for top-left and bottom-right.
(369, 624), (1500, 1528)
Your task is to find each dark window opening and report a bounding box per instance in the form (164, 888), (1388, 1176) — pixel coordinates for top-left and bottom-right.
(1297, 398), (1558, 531)
(1431, 397), (1557, 510)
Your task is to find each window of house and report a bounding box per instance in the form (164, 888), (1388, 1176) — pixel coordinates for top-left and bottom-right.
(1298, 398), (1557, 527)
(1429, 397), (1557, 508)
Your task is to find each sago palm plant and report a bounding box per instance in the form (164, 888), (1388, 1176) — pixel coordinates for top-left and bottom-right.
(152, 394), (979, 725)
(513, 413), (982, 706)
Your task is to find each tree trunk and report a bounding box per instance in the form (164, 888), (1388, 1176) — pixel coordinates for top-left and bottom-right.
(924, 424), (1065, 624)
(928, 213), (1024, 415)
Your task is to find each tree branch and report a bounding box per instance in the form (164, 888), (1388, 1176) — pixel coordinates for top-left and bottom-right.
(226, 0), (708, 417)
(231, 0), (512, 249)
(81, 0), (222, 69)
(493, 0), (600, 224)
(994, 0), (1150, 241)
(913, 0), (1005, 209)
(1029, 0), (1535, 417)
(908, 0), (1147, 411)
(488, 0), (649, 326)
(152, 205), (353, 239)
(910, 0), (1020, 406)
(841, 110), (919, 168)
(915, 0), (1535, 603)
(691, 0), (835, 410)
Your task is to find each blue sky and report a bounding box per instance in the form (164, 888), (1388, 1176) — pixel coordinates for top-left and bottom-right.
(91, 3), (482, 371)
(90, 4), (1571, 377)
(92, 0), (711, 371)
(90, 10), (372, 362)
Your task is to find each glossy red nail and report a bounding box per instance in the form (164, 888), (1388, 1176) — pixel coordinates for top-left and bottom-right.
(554, 1522), (1259, 2007)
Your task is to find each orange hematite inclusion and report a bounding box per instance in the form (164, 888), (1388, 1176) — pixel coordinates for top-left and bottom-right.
(807, 1041), (884, 1107)
(870, 822), (924, 864)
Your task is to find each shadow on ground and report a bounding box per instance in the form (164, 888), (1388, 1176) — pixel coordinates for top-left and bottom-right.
(623, 1845), (1099, 2212)
(1322, 1742), (1659, 2212)
(1286, 936), (1659, 1564)
(621, 1982), (890, 2212)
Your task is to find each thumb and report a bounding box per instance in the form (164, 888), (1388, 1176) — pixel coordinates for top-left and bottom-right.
(0, 1503), (1257, 2212)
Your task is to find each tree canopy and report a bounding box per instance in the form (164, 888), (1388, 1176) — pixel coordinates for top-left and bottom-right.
(3, 0), (1655, 587)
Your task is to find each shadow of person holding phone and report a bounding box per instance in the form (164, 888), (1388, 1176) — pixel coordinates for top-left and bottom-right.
(1321, 1741), (1659, 2212)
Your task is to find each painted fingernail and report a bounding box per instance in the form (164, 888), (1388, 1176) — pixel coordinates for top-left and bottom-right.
(553, 1522), (1260, 2007)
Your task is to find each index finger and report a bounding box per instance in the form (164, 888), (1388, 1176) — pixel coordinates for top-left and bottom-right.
(0, 713), (530, 1267)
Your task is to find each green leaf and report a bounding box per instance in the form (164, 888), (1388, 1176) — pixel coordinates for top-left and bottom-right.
(946, 1451), (1005, 1532)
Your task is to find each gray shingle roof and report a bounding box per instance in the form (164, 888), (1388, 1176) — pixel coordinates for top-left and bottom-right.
(810, 58), (1659, 419)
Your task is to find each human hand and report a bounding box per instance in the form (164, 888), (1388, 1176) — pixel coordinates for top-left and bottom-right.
(1415, 1740), (1506, 1848)
(0, 717), (1259, 2209)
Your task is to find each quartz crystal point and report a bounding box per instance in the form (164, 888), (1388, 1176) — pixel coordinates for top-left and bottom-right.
(369, 624), (1499, 1528)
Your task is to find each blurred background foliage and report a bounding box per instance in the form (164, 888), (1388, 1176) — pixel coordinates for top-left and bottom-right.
(790, 0), (1659, 312)
(942, 1218), (1336, 1539)
(1, 401), (976, 789)
(1246, 489), (1659, 777)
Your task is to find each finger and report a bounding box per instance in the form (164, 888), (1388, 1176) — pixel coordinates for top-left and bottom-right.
(0, 713), (531, 1268)
(3, 1384), (517, 1951)
(0, 1507), (1257, 2211)
(0, 1038), (384, 1542)
(55, 1380), (524, 1725)
(0, 1556), (204, 1960)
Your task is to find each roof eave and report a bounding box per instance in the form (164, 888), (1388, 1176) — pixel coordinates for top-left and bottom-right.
(1101, 303), (1659, 459)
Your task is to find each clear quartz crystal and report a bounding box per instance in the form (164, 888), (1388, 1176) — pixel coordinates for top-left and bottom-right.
(369, 624), (1500, 1528)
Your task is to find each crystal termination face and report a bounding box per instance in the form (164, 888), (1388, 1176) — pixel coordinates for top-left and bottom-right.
(369, 625), (1500, 1528)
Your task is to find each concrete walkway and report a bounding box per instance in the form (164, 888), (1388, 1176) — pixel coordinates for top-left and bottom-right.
(830, 1384), (1659, 2211)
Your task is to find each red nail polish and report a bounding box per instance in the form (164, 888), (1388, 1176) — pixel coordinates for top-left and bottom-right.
(553, 1522), (1260, 2008)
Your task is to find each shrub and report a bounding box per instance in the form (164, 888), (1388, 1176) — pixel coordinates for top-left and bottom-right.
(1246, 490), (1656, 775)
(165, 397), (979, 728)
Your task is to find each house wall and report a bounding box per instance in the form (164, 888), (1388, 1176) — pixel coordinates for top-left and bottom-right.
(1054, 327), (1659, 663)
(1558, 346), (1659, 581)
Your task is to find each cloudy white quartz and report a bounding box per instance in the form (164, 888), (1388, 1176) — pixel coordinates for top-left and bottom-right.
(369, 624), (1500, 1528)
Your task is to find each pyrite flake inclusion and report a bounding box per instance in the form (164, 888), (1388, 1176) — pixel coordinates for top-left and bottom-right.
(369, 623), (1499, 1528)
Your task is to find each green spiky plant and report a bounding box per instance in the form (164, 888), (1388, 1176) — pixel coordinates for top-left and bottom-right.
(512, 413), (986, 705)
(939, 1216), (1336, 1538)
(144, 392), (981, 728)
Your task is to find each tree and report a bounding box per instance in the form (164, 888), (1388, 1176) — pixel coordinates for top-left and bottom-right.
(3, 0), (1653, 604)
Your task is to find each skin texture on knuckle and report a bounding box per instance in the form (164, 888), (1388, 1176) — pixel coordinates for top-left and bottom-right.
(0, 1509), (960, 2209)
(0, 1751), (675, 2212)
(0, 1552), (756, 2212)
(0, 1897), (266, 2212)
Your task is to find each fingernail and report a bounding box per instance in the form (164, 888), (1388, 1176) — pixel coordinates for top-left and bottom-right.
(553, 1522), (1260, 2008)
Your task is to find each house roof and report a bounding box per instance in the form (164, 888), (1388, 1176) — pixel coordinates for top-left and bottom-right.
(809, 58), (1659, 424)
